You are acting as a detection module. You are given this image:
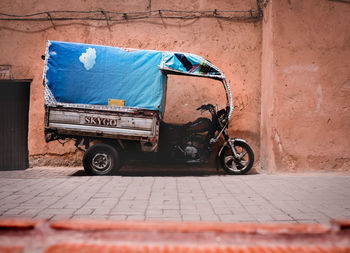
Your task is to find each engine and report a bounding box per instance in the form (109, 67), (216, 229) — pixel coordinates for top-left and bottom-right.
(182, 134), (205, 162)
(184, 145), (199, 160)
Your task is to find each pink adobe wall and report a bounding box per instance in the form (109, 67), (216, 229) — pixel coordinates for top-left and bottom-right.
(0, 0), (261, 167)
(261, 0), (350, 172)
(1, 0), (348, 172)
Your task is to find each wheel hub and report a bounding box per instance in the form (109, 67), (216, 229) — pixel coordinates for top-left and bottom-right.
(92, 153), (110, 170)
(224, 148), (248, 172)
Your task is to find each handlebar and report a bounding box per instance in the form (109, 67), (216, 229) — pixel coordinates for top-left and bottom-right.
(196, 103), (229, 144)
(196, 104), (228, 119)
(196, 104), (215, 112)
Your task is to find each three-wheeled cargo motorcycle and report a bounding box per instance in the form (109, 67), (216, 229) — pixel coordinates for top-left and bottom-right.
(43, 41), (254, 175)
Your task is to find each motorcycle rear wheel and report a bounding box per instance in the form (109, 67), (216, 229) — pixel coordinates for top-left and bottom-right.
(220, 141), (254, 175)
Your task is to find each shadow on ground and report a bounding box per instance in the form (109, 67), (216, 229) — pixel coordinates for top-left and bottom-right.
(71, 161), (258, 177)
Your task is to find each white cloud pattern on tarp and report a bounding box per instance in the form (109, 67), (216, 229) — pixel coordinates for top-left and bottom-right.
(79, 48), (96, 71)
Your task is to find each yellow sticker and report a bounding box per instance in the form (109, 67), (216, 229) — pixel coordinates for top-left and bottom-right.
(108, 99), (125, 107)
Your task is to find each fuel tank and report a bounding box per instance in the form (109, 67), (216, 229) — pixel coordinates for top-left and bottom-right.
(159, 117), (211, 146)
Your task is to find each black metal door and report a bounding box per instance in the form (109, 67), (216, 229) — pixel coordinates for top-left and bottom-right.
(0, 80), (31, 170)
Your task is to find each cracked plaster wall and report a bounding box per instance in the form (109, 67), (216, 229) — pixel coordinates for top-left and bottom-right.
(1, 0), (349, 171)
(0, 0), (261, 167)
(261, 0), (350, 172)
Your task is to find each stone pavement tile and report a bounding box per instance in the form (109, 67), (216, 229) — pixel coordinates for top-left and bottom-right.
(130, 206), (148, 212)
(270, 213), (294, 221)
(228, 206), (247, 214)
(100, 200), (119, 207)
(1, 214), (34, 220)
(50, 214), (73, 221)
(20, 208), (45, 217)
(83, 199), (106, 208)
(208, 200), (227, 208)
(110, 209), (145, 216)
(40, 208), (77, 215)
(145, 213), (163, 218)
(219, 214), (257, 222)
(63, 202), (87, 209)
(108, 215), (127, 220)
(179, 205), (197, 210)
(200, 214), (220, 222)
(180, 209), (201, 215)
(1, 209), (26, 216)
(114, 200), (134, 208)
(252, 213), (275, 223)
(294, 219), (324, 224)
(162, 210), (180, 217)
(0, 204), (21, 211)
(24, 196), (61, 207)
(147, 217), (181, 221)
(113, 207), (136, 213)
(131, 200), (149, 206)
(49, 202), (68, 209)
(0, 195), (27, 204)
(92, 208), (112, 215)
(126, 215), (145, 221)
(266, 220), (298, 224)
(212, 208), (233, 215)
(195, 205), (214, 212)
(314, 218), (332, 224)
(1, 168), (350, 223)
(0, 192), (13, 201)
(92, 192), (114, 198)
(289, 212), (329, 220)
(182, 214), (201, 221)
(243, 205), (267, 214)
(74, 208), (95, 215)
(71, 215), (109, 220)
(34, 214), (55, 220)
(147, 212), (182, 219)
(71, 215), (95, 220)
(148, 205), (178, 210)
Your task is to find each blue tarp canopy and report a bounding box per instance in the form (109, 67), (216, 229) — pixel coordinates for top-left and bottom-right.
(160, 52), (223, 79)
(45, 41), (166, 111)
(44, 41), (225, 113)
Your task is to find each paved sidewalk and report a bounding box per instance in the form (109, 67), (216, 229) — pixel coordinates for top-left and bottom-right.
(0, 166), (349, 223)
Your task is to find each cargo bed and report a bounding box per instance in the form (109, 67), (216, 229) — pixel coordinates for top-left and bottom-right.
(44, 104), (160, 151)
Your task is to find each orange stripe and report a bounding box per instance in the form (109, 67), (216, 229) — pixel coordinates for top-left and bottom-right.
(50, 220), (331, 234)
(44, 244), (350, 253)
(0, 219), (38, 230)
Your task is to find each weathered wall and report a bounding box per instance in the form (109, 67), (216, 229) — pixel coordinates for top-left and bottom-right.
(0, 0), (261, 167)
(261, 0), (350, 172)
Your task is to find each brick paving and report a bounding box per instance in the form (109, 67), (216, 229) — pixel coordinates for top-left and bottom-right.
(0, 166), (349, 223)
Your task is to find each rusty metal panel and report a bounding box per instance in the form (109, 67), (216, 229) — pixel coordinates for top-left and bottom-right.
(47, 107), (158, 139)
(0, 80), (30, 170)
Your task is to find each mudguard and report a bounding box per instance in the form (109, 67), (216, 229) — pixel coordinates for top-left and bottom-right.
(216, 138), (247, 171)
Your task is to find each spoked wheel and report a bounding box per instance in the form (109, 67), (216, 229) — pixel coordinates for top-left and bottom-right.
(220, 140), (254, 175)
(83, 143), (121, 175)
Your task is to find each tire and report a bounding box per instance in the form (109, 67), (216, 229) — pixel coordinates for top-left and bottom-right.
(83, 143), (121, 175)
(220, 141), (254, 175)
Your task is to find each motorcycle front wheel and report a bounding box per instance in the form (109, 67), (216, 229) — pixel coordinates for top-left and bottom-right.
(219, 141), (254, 175)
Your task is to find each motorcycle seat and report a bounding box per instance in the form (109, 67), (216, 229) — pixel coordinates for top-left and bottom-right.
(161, 117), (211, 133)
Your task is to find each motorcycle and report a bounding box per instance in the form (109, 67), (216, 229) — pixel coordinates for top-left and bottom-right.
(42, 41), (254, 175)
(158, 103), (254, 175)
